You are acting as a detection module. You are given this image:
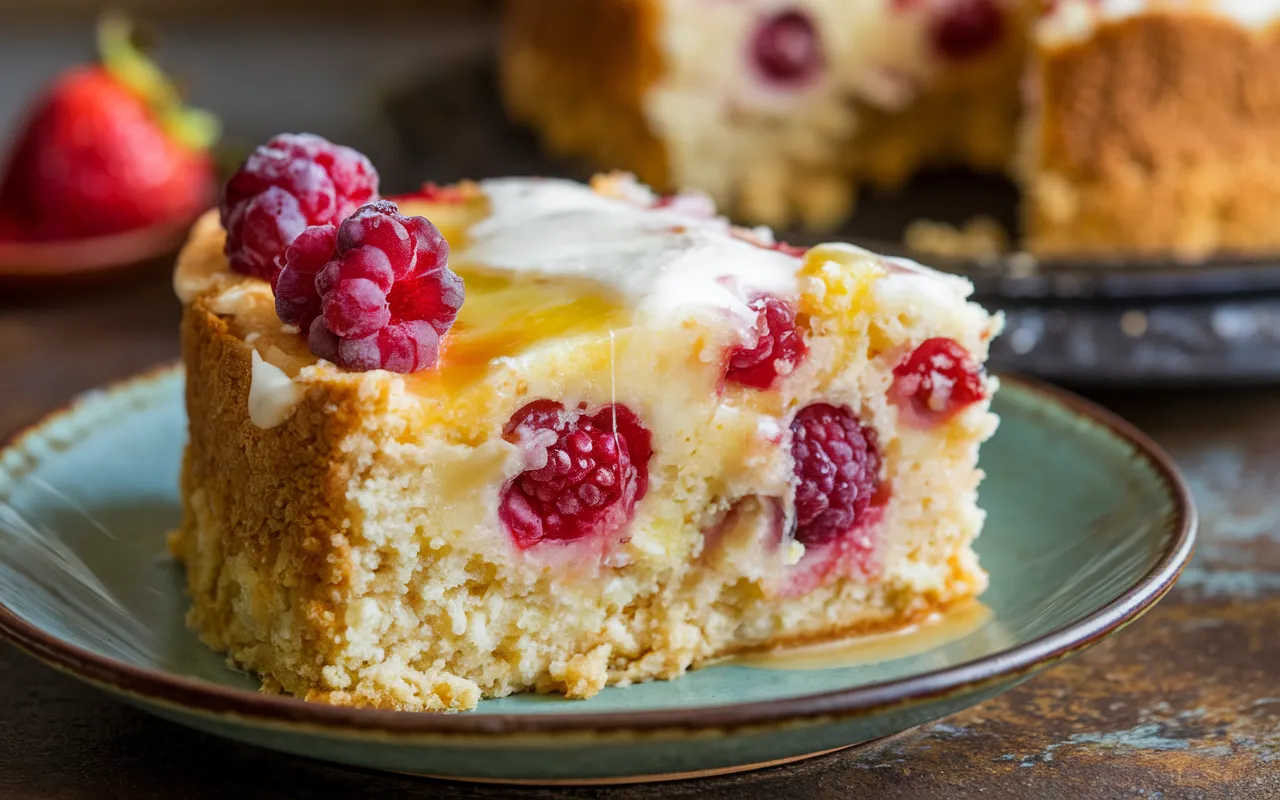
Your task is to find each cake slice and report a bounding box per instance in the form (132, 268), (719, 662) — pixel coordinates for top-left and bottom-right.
(1021, 0), (1280, 258)
(501, 0), (1038, 231)
(171, 135), (1001, 711)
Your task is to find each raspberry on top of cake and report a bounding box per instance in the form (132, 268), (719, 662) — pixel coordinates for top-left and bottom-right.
(171, 134), (1001, 711)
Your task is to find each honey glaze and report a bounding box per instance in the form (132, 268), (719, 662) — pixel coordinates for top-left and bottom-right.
(406, 267), (630, 397)
(722, 600), (992, 671)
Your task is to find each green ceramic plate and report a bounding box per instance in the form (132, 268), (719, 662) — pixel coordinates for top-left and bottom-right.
(0, 366), (1194, 784)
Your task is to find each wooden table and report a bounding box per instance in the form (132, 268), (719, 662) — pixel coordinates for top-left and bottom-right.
(1, 270), (1277, 799)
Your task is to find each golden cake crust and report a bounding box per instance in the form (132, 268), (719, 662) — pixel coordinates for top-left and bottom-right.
(175, 300), (367, 705)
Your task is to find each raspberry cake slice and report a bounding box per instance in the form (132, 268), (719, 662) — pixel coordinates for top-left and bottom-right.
(171, 135), (1001, 711)
(501, 0), (1040, 231)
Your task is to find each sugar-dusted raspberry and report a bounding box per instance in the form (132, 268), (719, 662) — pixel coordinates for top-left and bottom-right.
(752, 9), (824, 85)
(274, 199), (463, 373)
(790, 403), (882, 548)
(726, 296), (807, 389)
(891, 337), (986, 424)
(499, 400), (652, 549)
(221, 133), (378, 281)
(273, 224), (336, 333)
(930, 0), (1005, 61)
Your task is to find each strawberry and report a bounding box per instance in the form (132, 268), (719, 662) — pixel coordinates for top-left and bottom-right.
(0, 14), (219, 241)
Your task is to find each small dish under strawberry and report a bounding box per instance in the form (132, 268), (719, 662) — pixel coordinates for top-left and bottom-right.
(0, 15), (216, 287)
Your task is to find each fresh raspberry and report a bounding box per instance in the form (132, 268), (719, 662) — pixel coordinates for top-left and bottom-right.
(930, 0), (1005, 61)
(274, 199), (463, 373)
(790, 403), (882, 548)
(751, 9), (824, 85)
(726, 296), (807, 389)
(890, 337), (987, 424)
(273, 224), (336, 333)
(499, 401), (652, 549)
(221, 133), (378, 281)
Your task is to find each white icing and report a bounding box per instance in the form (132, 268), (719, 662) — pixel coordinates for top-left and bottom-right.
(248, 349), (304, 429)
(809, 240), (977, 307)
(208, 283), (265, 316)
(873, 268), (988, 336)
(469, 178), (799, 325)
(173, 269), (215, 305)
(173, 212), (230, 304)
(1040, 0), (1280, 45)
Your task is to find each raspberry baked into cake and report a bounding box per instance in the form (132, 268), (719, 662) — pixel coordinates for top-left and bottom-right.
(502, 0), (1280, 258)
(171, 134), (1001, 711)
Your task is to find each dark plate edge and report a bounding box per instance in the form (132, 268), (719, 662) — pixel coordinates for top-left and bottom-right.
(0, 364), (1198, 739)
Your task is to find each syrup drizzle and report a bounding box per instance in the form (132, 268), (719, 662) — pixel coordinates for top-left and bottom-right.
(609, 328), (621, 454)
(721, 600), (992, 671)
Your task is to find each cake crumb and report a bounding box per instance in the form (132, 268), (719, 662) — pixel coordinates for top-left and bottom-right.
(904, 216), (1010, 261)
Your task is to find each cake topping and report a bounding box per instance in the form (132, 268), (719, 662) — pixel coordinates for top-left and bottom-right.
(275, 199), (463, 373)
(468, 178), (799, 328)
(790, 403), (882, 548)
(751, 9), (825, 85)
(221, 133), (378, 282)
(273, 224), (334, 334)
(247, 350), (304, 429)
(930, 0), (1005, 60)
(890, 337), (987, 424)
(500, 401), (652, 549)
(726, 295), (808, 389)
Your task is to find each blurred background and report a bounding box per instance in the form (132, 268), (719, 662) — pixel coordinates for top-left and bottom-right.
(0, 0), (500, 187)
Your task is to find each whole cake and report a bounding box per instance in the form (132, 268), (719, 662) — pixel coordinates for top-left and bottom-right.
(171, 134), (1001, 711)
(501, 0), (1280, 259)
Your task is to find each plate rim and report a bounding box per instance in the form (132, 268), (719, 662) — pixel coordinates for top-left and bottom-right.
(0, 364), (1196, 738)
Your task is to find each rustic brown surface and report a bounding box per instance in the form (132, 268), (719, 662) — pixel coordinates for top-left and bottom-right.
(0, 270), (1277, 799)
